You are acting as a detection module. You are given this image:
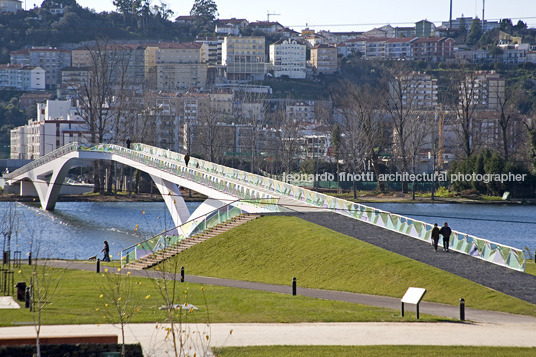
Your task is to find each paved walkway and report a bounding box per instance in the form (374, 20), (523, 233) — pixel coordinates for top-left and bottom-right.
(1, 322), (536, 357)
(42, 260), (536, 324)
(272, 211), (536, 305)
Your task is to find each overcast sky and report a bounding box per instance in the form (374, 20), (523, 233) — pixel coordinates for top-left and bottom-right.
(64, 0), (536, 31)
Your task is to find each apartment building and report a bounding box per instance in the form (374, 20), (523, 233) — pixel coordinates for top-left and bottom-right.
(71, 44), (146, 87)
(285, 100), (316, 123)
(415, 20), (436, 37)
(0, 0), (22, 13)
(310, 44), (338, 74)
(11, 47), (71, 89)
(195, 37), (224, 66)
(389, 72), (438, 109)
(10, 99), (88, 159)
(365, 38), (389, 58)
(461, 71), (505, 111)
(411, 37), (454, 62)
(269, 39), (306, 79)
(145, 42), (208, 91)
(247, 21), (284, 33)
(384, 37), (419, 59)
(222, 36), (266, 81)
(0, 64), (45, 90)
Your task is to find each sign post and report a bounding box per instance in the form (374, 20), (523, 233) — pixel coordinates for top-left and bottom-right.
(401, 287), (426, 319)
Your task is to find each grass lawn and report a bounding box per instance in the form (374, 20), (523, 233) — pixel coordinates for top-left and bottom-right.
(216, 345), (536, 356)
(0, 266), (447, 327)
(166, 216), (536, 316)
(525, 260), (536, 276)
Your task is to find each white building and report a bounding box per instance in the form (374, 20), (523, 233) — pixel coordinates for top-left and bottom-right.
(0, 0), (22, 13)
(269, 39), (306, 79)
(10, 47), (72, 89)
(10, 100), (88, 160)
(286, 100), (316, 123)
(0, 64), (45, 90)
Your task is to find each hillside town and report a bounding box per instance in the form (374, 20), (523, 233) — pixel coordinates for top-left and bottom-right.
(1, 0), (536, 195)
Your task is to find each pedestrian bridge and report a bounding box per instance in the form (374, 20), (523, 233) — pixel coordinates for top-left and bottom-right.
(3, 142), (527, 272)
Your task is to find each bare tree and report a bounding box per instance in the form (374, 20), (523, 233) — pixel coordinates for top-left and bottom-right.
(496, 83), (525, 160)
(332, 81), (388, 194)
(406, 112), (434, 199)
(24, 244), (66, 357)
(444, 67), (483, 158)
(1, 202), (19, 264)
(75, 39), (138, 193)
(276, 105), (301, 179)
(383, 67), (421, 192)
(234, 91), (269, 173)
(98, 267), (140, 357)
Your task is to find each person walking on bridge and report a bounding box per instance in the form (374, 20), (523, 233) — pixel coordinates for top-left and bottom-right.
(439, 222), (452, 252)
(431, 223), (440, 252)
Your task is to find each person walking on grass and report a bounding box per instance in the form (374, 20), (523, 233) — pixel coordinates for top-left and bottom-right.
(439, 222), (452, 252)
(431, 223), (440, 252)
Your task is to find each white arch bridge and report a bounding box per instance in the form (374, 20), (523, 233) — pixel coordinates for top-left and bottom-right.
(3, 142), (527, 271)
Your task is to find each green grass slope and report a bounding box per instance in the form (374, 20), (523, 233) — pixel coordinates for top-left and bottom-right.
(171, 216), (536, 316)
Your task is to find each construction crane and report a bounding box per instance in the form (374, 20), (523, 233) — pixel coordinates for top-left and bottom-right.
(267, 11), (280, 22)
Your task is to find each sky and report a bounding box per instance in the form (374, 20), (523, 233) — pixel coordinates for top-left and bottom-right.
(66, 0), (536, 32)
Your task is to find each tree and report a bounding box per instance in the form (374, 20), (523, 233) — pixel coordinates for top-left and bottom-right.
(496, 84), (525, 160)
(23, 244), (66, 357)
(331, 123), (342, 191)
(331, 81), (387, 194)
(467, 17), (483, 46)
(190, 0), (218, 22)
(384, 67), (421, 193)
(499, 19), (513, 32)
(75, 39), (136, 193)
(1, 203), (19, 264)
(445, 67), (481, 158)
(98, 267), (140, 357)
(113, 0), (142, 16)
(455, 17), (468, 43)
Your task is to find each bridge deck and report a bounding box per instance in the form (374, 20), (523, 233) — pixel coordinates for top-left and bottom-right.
(273, 212), (536, 305)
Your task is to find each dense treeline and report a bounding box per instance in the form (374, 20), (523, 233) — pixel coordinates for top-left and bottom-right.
(0, 3), (201, 63)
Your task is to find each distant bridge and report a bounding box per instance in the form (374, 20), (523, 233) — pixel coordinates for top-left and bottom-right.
(4, 142), (527, 271)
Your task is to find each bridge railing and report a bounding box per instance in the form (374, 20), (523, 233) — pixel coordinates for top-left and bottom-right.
(79, 143), (278, 207)
(3, 141), (80, 180)
(132, 143), (526, 271)
(120, 199), (251, 267)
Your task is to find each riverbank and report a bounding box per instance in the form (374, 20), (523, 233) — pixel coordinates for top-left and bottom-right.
(0, 190), (206, 203)
(1, 191), (534, 204)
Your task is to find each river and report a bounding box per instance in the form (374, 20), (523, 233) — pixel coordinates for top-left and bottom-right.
(0, 201), (200, 261)
(1, 201), (534, 260)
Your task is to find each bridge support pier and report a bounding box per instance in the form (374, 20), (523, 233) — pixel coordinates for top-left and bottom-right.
(150, 175), (191, 234)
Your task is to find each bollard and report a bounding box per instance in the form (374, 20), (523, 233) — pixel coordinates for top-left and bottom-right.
(96, 259), (100, 273)
(28, 252), (32, 266)
(460, 298), (465, 321)
(180, 267), (185, 282)
(292, 277), (297, 296)
(25, 286), (31, 308)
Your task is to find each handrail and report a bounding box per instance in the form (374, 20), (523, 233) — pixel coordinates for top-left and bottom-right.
(120, 199), (252, 267)
(6, 142), (526, 271)
(121, 198), (241, 254)
(133, 142), (526, 271)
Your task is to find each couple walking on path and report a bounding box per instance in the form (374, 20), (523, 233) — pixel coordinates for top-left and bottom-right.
(431, 222), (452, 252)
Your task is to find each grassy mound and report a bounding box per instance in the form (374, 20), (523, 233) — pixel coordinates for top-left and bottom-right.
(171, 216), (536, 316)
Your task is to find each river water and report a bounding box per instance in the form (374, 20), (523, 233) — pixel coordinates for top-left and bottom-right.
(0, 201), (200, 261)
(365, 202), (536, 251)
(1, 201), (534, 260)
